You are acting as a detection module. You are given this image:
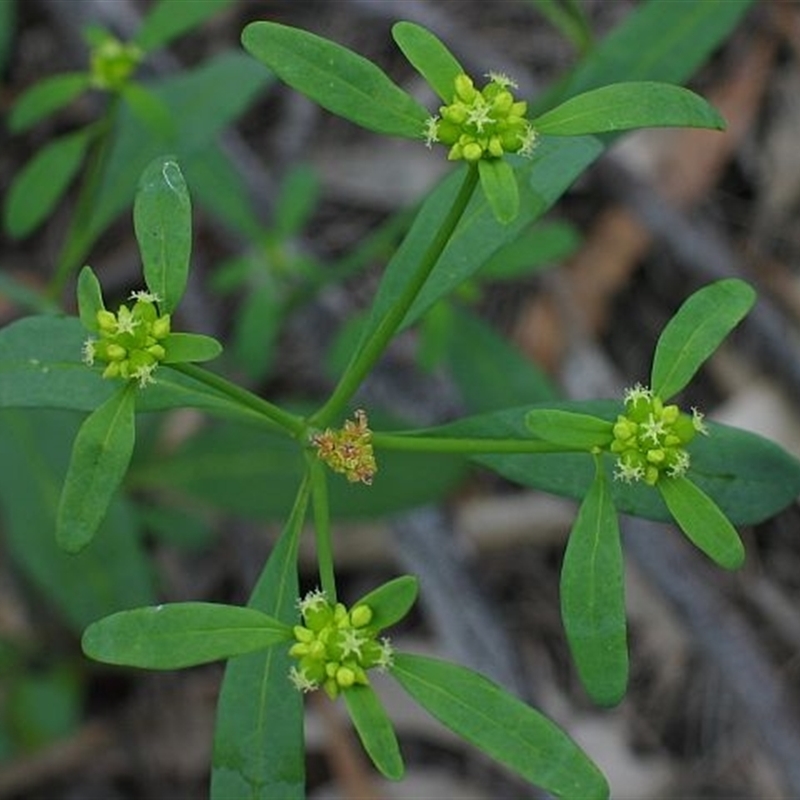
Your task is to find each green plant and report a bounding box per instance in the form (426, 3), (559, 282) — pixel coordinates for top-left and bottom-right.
(3, 2), (796, 798)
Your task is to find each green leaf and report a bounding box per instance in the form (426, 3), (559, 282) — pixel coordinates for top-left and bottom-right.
(478, 219), (581, 280)
(129, 417), (465, 521)
(658, 475), (745, 570)
(0, 316), (262, 423)
(9, 72), (90, 133)
(421, 400), (800, 525)
(274, 163), (319, 238)
(82, 602), (292, 669)
(529, 0), (593, 55)
(391, 21), (463, 102)
(353, 575), (418, 632)
(0, 409), (154, 634)
(89, 51), (272, 243)
(120, 82), (175, 139)
(56, 383), (137, 554)
(77, 265), (105, 333)
(230, 284), (282, 382)
(343, 685), (404, 781)
(446, 306), (558, 413)
(478, 158), (519, 225)
(135, 0), (233, 52)
(211, 479), (310, 800)
(161, 332), (222, 364)
(525, 408), (613, 449)
(561, 466), (627, 705)
(4, 128), (93, 238)
(535, 81), (725, 136)
(357, 135), (602, 347)
(651, 278), (756, 400)
(241, 22), (429, 139)
(391, 653), (608, 799)
(134, 156), (192, 314)
(534, 0), (753, 112)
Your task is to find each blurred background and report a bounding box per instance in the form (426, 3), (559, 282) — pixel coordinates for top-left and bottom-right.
(3, 1), (800, 798)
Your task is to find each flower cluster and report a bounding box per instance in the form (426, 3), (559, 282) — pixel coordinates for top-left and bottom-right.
(89, 36), (142, 91)
(611, 384), (708, 485)
(82, 291), (170, 388)
(289, 590), (394, 699)
(312, 409), (377, 485)
(424, 72), (537, 162)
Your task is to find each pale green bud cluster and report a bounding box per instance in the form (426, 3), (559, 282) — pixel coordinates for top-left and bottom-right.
(288, 589), (394, 699)
(424, 72), (537, 162)
(90, 36), (142, 91)
(611, 385), (708, 486)
(82, 291), (170, 388)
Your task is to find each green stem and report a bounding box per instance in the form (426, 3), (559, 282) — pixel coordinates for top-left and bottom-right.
(169, 362), (306, 437)
(308, 455), (337, 603)
(372, 432), (578, 455)
(48, 101), (119, 302)
(310, 164), (480, 428)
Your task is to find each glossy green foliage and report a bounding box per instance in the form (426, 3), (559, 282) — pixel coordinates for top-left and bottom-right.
(82, 602), (292, 669)
(160, 333), (222, 364)
(478, 158), (519, 225)
(526, 408), (613, 449)
(56, 384), (136, 553)
(0, 409), (154, 633)
(241, 22), (429, 139)
(134, 156), (192, 313)
(77, 265), (105, 332)
(9, 73), (90, 133)
(561, 467), (627, 705)
(651, 278), (756, 400)
(0, 316), (244, 419)
(535, 81), (725, 136)
(391, 21), (463, 102)
(426, 402), (800, 526)
(344, 685), (404, 780)
(211, 481), (309, 800)
(134, 0), (233, 52)
(391, 653), (609, 799)
(659, 475), (745, 569)
(5, 128), (94, 238)
(129, 419), (466, 521)
(353, 575), (419, 632)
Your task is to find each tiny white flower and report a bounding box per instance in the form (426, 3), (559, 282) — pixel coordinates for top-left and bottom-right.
(518, 124), (538, 157)
(338, 628), (366, 660)
(466, 102), (493, 133)
(423, 115), (440, 148)
(692, 407), (709, 436)
(485, 71), (518, 89)
(375, 637), (394, 671)
(82, 338), (96, 366)
(614, 459), (644, 484)
(129, 289), (161, 304)
(667, 450), (691, 478)
(297, 588), (328, 616)
(115, 306), (140, 335)
(132, 362), (157, 388)
(289, 666), (318, 694)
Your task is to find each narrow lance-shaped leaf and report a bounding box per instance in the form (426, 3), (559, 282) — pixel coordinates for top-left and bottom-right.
(478, 158), (519, 225)
(135, 0), (232, 52)
(391, 21), (463, 102)
(534, 81), (726, 136)
(343, 685), (404, 781)
(241, 22), (429, 139)
(659, 475), (745, 570)
(134, 156), (192, 314)
(391, 653), (609, 799)
(5, 127), (93, 239)
(651, 278), (756, 400)
(82, 602), (292, 669)
(211, 477), (311, 800)
(9, 72), (91, 133)
(161, 333), (222, 364)
(526, 408), (613, 450)
(561, 463), (628, 706)
(56, 383), (136, 554)
(77, 265), (105, 333)
(353, 575), (418, 632)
